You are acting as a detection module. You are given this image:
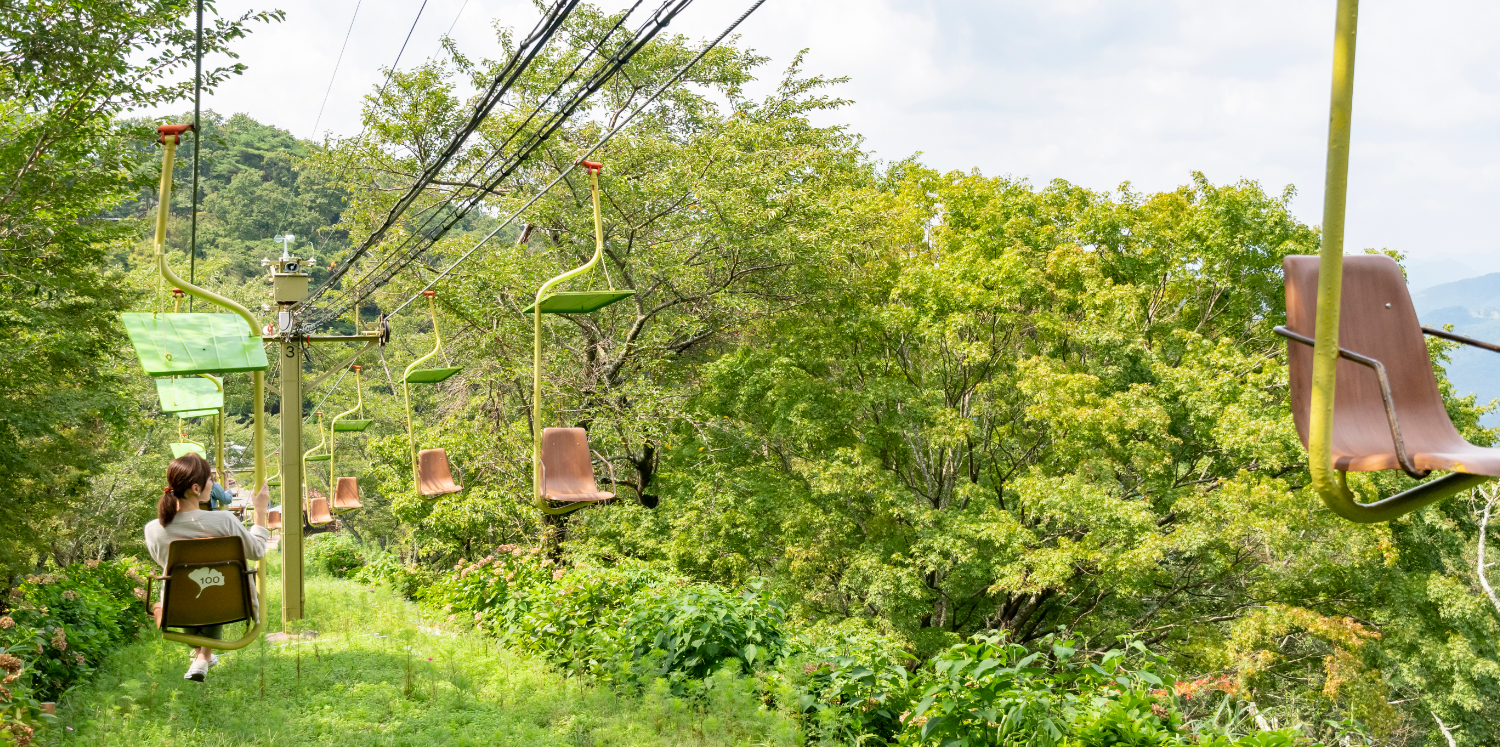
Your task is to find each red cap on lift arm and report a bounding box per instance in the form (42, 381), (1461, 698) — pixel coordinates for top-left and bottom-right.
(579, 159), (603, 174)
(171, 288), (184, 296)
(352, 365), (361, 371)
(157, 123), (195, 144)
(422, 290), (435, 297)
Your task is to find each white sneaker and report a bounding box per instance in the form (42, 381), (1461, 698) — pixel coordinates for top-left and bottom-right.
(189, 652), (221, 669)
(185, 659), (209, 682)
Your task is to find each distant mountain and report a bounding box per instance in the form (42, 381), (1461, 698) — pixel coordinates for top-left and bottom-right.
(1403, 258), (1478, 293)
(1412, 272), (1500, 317)
(1411, 273), (1500, 424)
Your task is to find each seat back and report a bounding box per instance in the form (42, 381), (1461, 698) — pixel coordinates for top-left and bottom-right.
(418, 449), (461, 496)
(1284, 255), (1466, 470)
(307, 496), (333, 526)
(334, 476), (362, 510)
(267, 506), (281, 530)
(540, 428), (598, 496)
(160, 537), (253, 629)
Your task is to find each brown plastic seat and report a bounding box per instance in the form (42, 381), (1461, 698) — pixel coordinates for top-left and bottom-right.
(152, 537), (255, 630)
(333, 476), (363, 513)
(267, 507), (281, 531)
(306, 496), (333, 527)
(539, 427), (615, 503)
(418, 448), (462, 497)
(1285, 254), (1500, 476)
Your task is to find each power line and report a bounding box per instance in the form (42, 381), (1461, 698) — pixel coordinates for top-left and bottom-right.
(313, 0), (649, 319)
(376, 0), (431, 98)
(445, 0), (471, 38)
(312, 0), (364, 139)
(382, 0), (770, 321)
(304, 0), (585, 308)
(303, 0), (694, 330)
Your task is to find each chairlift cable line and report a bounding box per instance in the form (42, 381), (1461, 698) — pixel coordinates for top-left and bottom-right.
(445, 0), (471, 38)
(306, 0), (700, 328)
(306, 0), (661, 319)
(312, 0), (364, 139)
(318, 0), (647, 315)
(310, 0), (583, 298)
(381, 0), (769, 321)
(375, 0), (431, 100)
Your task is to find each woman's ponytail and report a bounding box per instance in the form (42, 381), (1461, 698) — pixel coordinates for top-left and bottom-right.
(160, 453), (211, 526)
(158, 486), (178, 527)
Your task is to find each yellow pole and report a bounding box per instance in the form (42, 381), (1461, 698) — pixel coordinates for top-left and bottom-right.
(1306, 0), (1488, 521)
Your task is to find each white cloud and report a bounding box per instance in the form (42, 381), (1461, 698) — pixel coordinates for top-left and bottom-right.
(146, 0), (1500, 282)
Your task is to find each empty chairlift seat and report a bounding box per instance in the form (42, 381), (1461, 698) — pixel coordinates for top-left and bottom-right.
(539, 428), (615, 504)
(333, 476), (363, 512)
(1282, 254), (1500, 477)
(418, 449), (461, 497)
(306, 495), (333, 527)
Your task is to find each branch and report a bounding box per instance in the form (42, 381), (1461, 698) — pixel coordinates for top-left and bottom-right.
(1477, 485), (1500, 619)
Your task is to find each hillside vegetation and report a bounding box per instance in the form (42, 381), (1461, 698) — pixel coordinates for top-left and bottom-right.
(3, 2), (1500, 746)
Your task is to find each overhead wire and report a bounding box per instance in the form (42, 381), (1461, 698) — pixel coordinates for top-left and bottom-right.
(308, 0), (583, 304)
(382, 0), (770, 320)
(312, 0), (364, 139)
(303, 0), (697, 330)
(312, 0), (647, 320)
(445, 0), (471, 38)
(375, 0), (431, 99)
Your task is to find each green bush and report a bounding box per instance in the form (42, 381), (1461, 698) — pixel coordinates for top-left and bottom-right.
(774, 621), (915, 744)
(896, 634), (1321, 747)
(0, 558), (155, 744)
(305, 532), (366, 578)
(426, 548), (788, 695)
(354, 551), (432, 599)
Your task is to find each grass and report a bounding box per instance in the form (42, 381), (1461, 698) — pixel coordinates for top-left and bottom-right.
(39, 553), (799, 746)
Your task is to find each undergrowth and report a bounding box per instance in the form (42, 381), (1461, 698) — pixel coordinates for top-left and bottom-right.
(38, 552), (798, 747)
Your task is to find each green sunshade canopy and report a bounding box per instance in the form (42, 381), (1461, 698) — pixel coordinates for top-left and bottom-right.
(171, 443), (207, 459)
(268, 477), (281, 487)
(305, 455), (330, 463)
(156, 376), (223, 413)
(176, 408), (219, 419)
(333, 419), (374, 432)
(122, 312), (268, 376)
(520, 290), (635, 315)
(404, 366), (462, 384)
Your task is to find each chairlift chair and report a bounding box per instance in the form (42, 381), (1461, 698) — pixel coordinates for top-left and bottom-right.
(402, 292), (462, 499)
(529, 161), (632, 516)
(147, 536), (264, 650)
(1280, 3), (1495, 523)
(329, 365), (367, 514)
(301, 413), (333, 527)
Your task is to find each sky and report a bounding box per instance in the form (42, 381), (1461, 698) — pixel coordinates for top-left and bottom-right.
(162, 0), (1500, 291)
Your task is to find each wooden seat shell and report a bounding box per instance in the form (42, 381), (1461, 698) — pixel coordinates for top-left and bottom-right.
(418, 449), (461, 497)
(539, 427), (615, 503)
(1284, 254), (1500, 477)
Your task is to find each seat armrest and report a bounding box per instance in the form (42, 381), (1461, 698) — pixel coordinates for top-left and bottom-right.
(1274, 325), (1428, 479)
(592, 450), (617, 495)
(1421, 326), (1500, 354)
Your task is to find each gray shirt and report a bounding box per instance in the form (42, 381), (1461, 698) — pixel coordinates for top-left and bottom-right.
(144, 509), (271, 619)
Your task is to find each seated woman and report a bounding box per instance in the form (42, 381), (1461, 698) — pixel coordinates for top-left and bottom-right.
(144, 453), (270, 682)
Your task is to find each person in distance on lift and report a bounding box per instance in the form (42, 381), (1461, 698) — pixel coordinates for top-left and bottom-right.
(144, 453), (270, 682)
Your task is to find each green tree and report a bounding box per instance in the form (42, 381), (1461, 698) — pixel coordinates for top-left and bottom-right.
(0, 1), (278, 579)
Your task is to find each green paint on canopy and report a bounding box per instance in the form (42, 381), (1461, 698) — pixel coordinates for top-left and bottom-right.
(333, 419), (374, 432)
(176, 408), (219, 419)
(156, 376), (223, 413)
(305, 455), (330, 463)
(122, 312), (268, 376)
(404, 366), (462, 384)
(520, 290), (635, 315)
(171, 443), (207, 459)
